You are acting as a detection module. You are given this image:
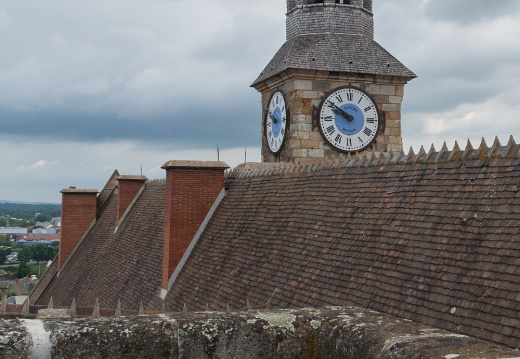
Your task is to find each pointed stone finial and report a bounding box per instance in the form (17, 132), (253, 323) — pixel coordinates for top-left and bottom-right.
(205, 302), (210, 312)
(162, 302), (166, 314)
(247, 299), (253, 311)
(115, 300), (122, 317)
(426, 144), (437, 163)
(407, 146), (415, 158)
(92, 298), (100, 318)
(71, 298), (77, 319)
(489, 136), (501, 158)
(138, 302), (144, 316)
(461, 139), (474, 160)
(183, 303), (188, 314)
(435, 142), (449, 163)
(478, 137), (488, 151)
(1, 293), (7, 314)
(504, 135), (517, 157)
(453, 141), (461, 152)
(414, 146), (426, 164)
(21, 298), (30, 315)
(48, 296), (54, 309)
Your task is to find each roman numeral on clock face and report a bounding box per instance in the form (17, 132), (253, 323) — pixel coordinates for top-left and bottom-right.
(335, 134), (342, 144)
(326, 125), (335, 135)
(363, 128), (372, 137)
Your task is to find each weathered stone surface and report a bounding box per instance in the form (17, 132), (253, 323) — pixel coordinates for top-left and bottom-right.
(1, 307), (519, 358)
(0, 318), (30, 359)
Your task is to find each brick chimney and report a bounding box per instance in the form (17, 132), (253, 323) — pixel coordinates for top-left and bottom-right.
(59, 187), (99, 270)
(116, 175), (148, 226)
(161, 160), (229, 291)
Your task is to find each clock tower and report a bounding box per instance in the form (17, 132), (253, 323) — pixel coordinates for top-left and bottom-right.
(252, 0), (416, 163)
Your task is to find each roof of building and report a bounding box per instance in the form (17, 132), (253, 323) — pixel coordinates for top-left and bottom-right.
(32, 136), (520, 350)
(252, 34), (416, 86)
(36, 179), (165, 311)
(165, 137), (520, 349)
(0, 281), (10, 290)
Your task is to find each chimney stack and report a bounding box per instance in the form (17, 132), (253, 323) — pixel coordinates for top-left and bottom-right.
(116, 175), (148, 226)
(161, 160), (229, 291)
(59, 187), (99, 270)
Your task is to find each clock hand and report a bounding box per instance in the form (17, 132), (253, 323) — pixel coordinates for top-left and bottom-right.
(328, 103), (354, 122)
(268, 111), (278, 125)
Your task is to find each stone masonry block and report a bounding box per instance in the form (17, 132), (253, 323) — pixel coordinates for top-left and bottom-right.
(366, 84), (380, 94)
(294, 80), (313, 90)
(301, 140), (320, 149)
(302, 90), (318, 99)
(308, 149), (325, 157)
(389, 96), (403, 104)
(292, 123), (313, 132)
(293, 115), (307, 124)
(382, 104), (399, 112)
(380, 85), (396, 96)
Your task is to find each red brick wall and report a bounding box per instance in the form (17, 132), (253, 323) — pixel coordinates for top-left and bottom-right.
(59, 192), (98, 270)
(161, 167), (225, 290)
(117, 179), (146, 224)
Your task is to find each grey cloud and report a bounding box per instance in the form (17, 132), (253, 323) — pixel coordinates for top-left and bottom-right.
(423, 0), (520, 24)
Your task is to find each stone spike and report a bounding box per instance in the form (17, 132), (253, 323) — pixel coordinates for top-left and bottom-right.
(138, 302), (144, 316)
(407, 146), (415, 158)
(21, 297), (30, 315)
(489, 136), (501, 158)
(183, 303), (188, 314)
(71, 298), (77, 319)
(205, 302), (210, 312)
(461, 139), (474, 160)
(162, 302), (166, 314)
(48, 296), (54, 309)
(226, 303), (231, 312)
(1, 293), (7, 314)
(92, 298), (100, 318)
(414, 146), (426, 164)
(115, 300), (122, 317)
(247, 299), (253, 311)
(478, 137), (488, 151)
(435, 142), (449, 163)
(504, 135), (516, 156)
(426, 144), (437, 163)
(453, 141), (461, 152)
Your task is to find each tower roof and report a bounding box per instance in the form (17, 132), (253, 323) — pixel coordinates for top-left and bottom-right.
(252, 34), (416, 86)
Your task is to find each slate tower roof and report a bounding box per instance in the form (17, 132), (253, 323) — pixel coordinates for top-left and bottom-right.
(252, 0), (416, 86)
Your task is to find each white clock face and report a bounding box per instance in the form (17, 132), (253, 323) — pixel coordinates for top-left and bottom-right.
(318, 87), (380, 152)
(265, 90), (288, 154)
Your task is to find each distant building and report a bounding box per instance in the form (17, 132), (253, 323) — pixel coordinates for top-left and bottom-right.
(0, 228), (28, 235)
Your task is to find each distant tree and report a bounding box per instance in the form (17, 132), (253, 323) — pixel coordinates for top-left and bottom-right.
(17, 262), (29, 278)
(31, 244), (54, 263)
(0, 235), (11, 246)
(35, 214), (51, 222)
(17, 246), (32, 262)
(0, 218), (7, 227)
(0, 249), (7, 265)
(51, 241), (59, 257)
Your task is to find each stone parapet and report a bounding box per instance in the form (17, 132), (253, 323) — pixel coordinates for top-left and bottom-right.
(2, 306), (518, 358)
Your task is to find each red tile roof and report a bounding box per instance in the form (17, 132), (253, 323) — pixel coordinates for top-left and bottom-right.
(165, 139), (520, 349)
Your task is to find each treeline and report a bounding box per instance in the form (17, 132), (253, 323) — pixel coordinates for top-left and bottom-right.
(0, 202), (61, 221)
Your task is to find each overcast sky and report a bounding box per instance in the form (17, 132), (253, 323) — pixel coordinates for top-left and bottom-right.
(1, 0), (520, 203)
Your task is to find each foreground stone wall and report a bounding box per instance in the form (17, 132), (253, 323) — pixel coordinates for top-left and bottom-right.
(1, 307), (519, 358)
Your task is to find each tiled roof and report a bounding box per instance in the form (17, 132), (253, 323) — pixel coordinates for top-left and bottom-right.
(165, 137), (520, 349)
(252, 34), (416, 86)
(36, 180), (166, 311)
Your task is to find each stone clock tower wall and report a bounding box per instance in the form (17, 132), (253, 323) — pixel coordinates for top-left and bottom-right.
(253, 0), (416, 163)
(259, 72), (406, 163)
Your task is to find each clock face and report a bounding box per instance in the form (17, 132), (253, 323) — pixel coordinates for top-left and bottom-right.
(318, 86), (380, 153)
(265, 90), (288, 154)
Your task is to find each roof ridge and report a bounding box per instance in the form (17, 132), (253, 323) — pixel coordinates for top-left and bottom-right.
(226, 136), (520, 180)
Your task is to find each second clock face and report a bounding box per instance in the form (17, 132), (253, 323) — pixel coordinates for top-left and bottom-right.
(265, 90), (287, 154)
(318, 86), (380, 153)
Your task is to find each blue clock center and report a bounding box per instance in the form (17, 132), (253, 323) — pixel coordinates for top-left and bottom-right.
(335, 104), (364, 135)
(272, 107), (282, 137)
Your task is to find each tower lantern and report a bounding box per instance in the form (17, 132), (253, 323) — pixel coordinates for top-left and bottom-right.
(252, 0), (416, 163)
